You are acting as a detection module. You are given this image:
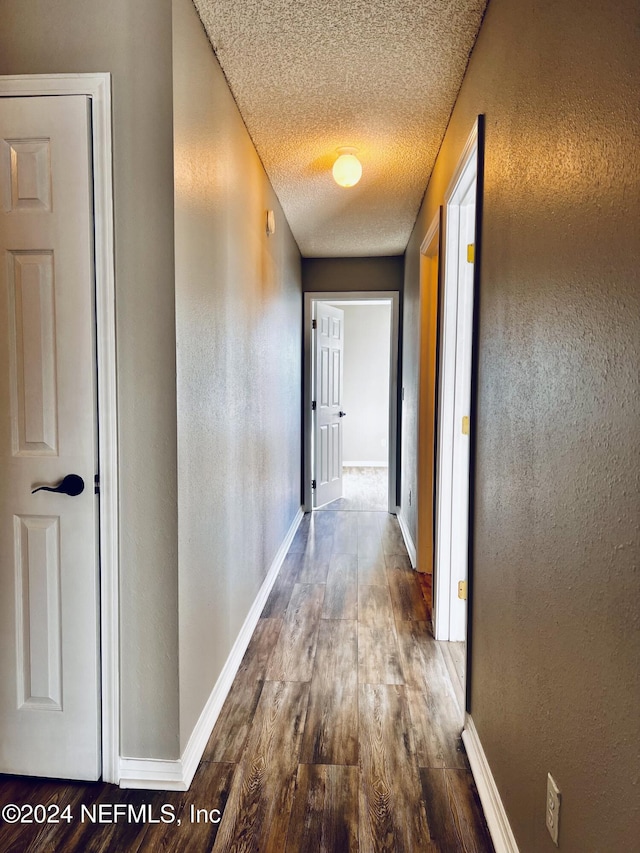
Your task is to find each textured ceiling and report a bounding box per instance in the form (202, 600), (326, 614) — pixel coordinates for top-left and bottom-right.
(192, 0), (488, 257)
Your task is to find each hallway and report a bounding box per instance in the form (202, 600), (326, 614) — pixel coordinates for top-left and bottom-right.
(0, 509), (492, 852)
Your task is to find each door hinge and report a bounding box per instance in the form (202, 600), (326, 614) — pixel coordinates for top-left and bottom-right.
(94, 474), (100, 495)
(312, 400), (317, 411)
(467, 243), (475, 264)
(462, 415), (470, 435)
(312, 318), (317, 329)
(311, 479), (317, 490)
(458, 580), (468, 600)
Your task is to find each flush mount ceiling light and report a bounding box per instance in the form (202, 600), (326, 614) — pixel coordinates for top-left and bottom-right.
(332, 147), (362, 188)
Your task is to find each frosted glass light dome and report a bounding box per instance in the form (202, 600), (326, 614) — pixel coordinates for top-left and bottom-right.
(332, 148), (362, 188)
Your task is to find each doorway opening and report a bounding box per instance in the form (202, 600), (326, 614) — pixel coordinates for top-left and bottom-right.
(432, 118), (483, 713)
(303, 291), (400, 516)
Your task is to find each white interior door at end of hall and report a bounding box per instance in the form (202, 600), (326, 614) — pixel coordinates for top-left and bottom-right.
(0, 96), (101, 780)
(313, 303), (344, 507)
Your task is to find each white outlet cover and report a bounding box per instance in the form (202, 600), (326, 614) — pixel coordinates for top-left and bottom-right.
(546, 773), (561, 846)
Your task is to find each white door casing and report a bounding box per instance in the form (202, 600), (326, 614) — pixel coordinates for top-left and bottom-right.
(434, 121), (478, 644)
(313, 302), (345, 507)
(448, 184), (475, 643)
(0, 95), (101, 780)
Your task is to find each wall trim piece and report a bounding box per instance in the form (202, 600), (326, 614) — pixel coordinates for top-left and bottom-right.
(119, 506), (305, 791)
(433, 117), (479, 644)
(396, 511), (417, 568)
(462, 715), (520, 853)
(0, 73), (119, 785)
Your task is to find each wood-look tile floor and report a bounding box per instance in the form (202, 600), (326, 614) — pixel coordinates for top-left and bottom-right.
(321, 467), (388, 512)
(0, 511), (493, 853)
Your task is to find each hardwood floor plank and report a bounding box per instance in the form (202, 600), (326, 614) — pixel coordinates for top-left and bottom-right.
(332, 511), (358, 555)
(310, 511), (338, 536)
(201, 679), (264, 763)
(295, 536), (333, 583)
(288, 514), (311, 553)
(0, 778), (100, 853)
(212, 681), (309, 853)
(266, 584), (325, 682)
(405, 686), (468, 771)
(445, 769), (495, 852)
(420, 768), (494, 853)
(386, 554), (430, 622)
(358, 623), (404, 685)
(357, 553), (387, 586)
(396, 620), (458, 696)
(396, 621), (467, 769)
(357, 514), (385, 560)
(285, 765), (359, 853)
(437, 640), (466, 713)
(260, 552), (301, 617)
(236, 618), (283, 683)
(358, 684), (434, 853)
(139, 763), (235, 853)
(379, 515), (408, 557)
(42, 786), (177, 853)
(416, 571), (433, 622)
(357, 511), (385, 535)
(323, 554), (357, 619)
(300, 620), (358, 765)
(358, 584), (395, 627)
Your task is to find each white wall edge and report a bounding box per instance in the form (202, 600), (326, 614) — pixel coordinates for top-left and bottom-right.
(396, 510), (417, 568)
(343, 460), (388, 467)
(118, 506), (305, 791)
(462, 715), (520, 853)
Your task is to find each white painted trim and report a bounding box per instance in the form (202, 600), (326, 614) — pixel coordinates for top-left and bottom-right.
(433, 119), (478, 643)
(396, 511), (417, 568)
(462, 715), (520, 853)
(0, 73), (119, 784)
(420, 211), (441, 256)
(343, 460), (388, 467)
(304, 291), (400, 515)
(119, 507), (305, 791)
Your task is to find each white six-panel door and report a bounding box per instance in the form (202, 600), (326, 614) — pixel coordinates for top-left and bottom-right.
(313, 303), (345, 507)
(0, 95), (100, 780)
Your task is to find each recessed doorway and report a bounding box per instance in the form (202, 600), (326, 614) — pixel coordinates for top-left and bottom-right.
(303, 292), (400, 515)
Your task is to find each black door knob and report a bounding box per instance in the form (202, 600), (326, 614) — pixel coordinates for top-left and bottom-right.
(338, 411), (347, 417)
(32, 474), (85, 497)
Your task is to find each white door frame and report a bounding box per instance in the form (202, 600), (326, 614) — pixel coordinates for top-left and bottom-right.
(433, 121), (479, 642)
(303, 291), (400, 514)
(0, 74), (119, 783)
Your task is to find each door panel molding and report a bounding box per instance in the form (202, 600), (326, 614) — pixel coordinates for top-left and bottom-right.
(0, 74), (118, 783)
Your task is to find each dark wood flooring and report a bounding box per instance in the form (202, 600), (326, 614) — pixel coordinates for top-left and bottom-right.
(0, 510), (493, 853)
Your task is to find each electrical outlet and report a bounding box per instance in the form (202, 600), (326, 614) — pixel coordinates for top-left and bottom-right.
(546, 773), (561, 846)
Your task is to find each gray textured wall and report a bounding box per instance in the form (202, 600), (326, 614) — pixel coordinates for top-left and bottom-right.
(0, 0), (181, 759)
(404, 0), (640, 849)
(341, 304), (391, 465)
(172, 0), (302, 749)
(302, 256), (404, 292)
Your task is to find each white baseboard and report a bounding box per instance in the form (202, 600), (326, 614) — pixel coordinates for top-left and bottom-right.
(396, 510), (417, 568)
(343, 460), (388, 467)
(118, 506), (305, 791)
(462, 715), (520, 853)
